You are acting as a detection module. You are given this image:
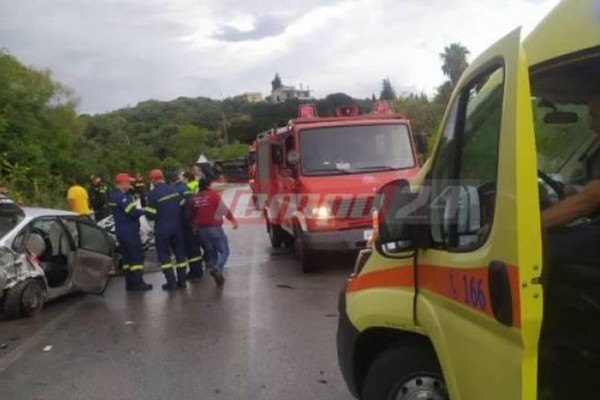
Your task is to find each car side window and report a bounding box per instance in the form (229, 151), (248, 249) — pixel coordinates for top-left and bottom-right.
(77, 221), (111, 255)
(28, 217), (65, 256)
(430, 65), (505, 250)
(61, 218), (79, 246)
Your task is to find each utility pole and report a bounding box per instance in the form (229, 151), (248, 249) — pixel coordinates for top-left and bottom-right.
(222, 112), (229, 145)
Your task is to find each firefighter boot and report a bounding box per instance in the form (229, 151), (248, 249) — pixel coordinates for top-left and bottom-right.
(187, 260), (203, 280)
(176, 266), (187, 289)
(128, 271), (153, 291)
(162, 268), (179, 291)
(124, 271), (132, 291)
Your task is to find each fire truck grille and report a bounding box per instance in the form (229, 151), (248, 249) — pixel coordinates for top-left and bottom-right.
(331, 196), (375, 220)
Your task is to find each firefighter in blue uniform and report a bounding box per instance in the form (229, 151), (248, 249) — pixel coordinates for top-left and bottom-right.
(171, 171), (204, 279)
(109, 173), (153, 291)
(145, 169), (188, 290)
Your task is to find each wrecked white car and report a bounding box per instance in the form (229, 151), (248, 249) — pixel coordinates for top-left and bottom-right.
(0, 197), (114, 319)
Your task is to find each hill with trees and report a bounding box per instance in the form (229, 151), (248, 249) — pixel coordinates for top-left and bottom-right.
(0, 42), (469, 207)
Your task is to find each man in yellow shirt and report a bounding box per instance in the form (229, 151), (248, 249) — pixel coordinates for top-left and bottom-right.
(66, 178), (91, 215)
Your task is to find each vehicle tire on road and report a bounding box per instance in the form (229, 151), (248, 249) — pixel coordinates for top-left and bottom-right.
(268, 221), (286, 248)
(294, 224), (315, 273)
(3, 279), (45, 319)
(362, 346), (448, 400)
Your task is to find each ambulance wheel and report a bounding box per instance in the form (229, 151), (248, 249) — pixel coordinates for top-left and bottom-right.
(362, 346), (448, 400)
(294, 224), (315, 273)
(3, 279), (45, 319)
(268, 222), (286, 248)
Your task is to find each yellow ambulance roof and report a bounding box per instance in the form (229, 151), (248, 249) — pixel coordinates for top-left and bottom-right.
(524, 0), (600, 67)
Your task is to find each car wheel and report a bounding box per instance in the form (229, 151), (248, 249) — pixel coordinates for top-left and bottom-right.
(294, 224), (315, 273)
(268, 221), (285, 248)
(4, 279), (45, 319)
(362, 346), (448, 400)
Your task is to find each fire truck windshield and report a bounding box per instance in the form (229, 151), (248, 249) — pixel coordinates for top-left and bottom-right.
(299, 124), (415, 176)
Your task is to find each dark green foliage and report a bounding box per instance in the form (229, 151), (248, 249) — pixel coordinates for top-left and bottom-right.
(380, 78), (397, 101)
(440, 43), (470, 86)
(1, 41), (470, 206)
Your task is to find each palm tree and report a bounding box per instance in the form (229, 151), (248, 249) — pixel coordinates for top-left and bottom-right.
(440, 43), (470, 86)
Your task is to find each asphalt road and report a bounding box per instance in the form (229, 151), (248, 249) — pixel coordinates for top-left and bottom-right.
(0, 193), (356, 400)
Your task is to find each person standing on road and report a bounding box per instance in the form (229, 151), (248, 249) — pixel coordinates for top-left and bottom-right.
(132, 172), (147, 208)
(109, 173), (153, 292)
(171, 171), (204, 279)
(186, 169), (200, 195)
(145, 169), (188, 290)
(67, 178), (91, 216)
(187, 178), (238, 286)
(88, 175), (110, 221)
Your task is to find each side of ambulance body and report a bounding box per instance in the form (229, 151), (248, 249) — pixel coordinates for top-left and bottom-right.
(338, 1), (600, 399)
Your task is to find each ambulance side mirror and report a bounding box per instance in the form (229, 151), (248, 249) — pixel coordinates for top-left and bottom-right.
(376, 179), (429, 257)
(272, 144), (284, 165)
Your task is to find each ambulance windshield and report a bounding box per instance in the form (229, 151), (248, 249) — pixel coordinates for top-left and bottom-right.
(299, 124), (415, 176)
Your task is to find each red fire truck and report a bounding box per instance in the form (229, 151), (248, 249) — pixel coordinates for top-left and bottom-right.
(255, 102), (424, 272)
(248, 141), (258, 202)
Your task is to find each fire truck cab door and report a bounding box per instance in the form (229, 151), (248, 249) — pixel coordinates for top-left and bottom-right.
(415, 28), (542, 400)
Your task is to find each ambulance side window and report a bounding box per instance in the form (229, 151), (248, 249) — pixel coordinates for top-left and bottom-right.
(430, 65), (504, 250)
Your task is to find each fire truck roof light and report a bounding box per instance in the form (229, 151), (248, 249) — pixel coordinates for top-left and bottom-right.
(373, 101), (394, 114)
(298, 103), (318, 119)
(335, 105), (360, 117)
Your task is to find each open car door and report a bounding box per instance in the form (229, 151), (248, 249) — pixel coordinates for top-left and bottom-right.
(69, 217), (113, 295)
(415, 29), (542, 400)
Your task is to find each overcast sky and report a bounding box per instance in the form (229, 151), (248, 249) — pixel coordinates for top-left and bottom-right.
(0, 0), (558, 113)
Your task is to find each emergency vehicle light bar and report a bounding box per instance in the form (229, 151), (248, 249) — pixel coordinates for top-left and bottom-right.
(373, 101), (394, 114)
(298, 103), (318, 119)
(335, 105), (360, 117)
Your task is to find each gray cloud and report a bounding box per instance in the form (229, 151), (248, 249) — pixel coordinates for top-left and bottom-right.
(0, 0), (558, 113)
(213, 14), (289, 42)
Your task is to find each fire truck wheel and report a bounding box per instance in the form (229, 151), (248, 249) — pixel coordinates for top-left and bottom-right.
(294, 224), (315, 273)
(362, 346), (448, 400)
(268, 222), (286, 248)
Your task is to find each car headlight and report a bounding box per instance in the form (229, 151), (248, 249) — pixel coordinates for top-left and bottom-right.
(311, 205), (332, 219)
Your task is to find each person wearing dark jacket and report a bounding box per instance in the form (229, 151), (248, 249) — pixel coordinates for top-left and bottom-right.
(145, 169), (188, 290)
(187, 178), (238, 286)
(89, 175), (110, 221)
(109, 173), (152, 292)
(172, 172), (204, 279)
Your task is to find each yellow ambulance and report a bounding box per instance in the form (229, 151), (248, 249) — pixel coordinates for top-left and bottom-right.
(337, 1), (600, 399)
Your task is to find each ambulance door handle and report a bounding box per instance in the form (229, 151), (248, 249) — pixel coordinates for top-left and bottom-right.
(488, 261), (513, 327)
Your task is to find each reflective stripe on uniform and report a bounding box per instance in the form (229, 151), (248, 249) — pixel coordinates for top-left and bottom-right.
(188, 256), (203, 263)
(145, 207), (157, 214)
(129, 264), (144, 271)
(179, 199), (185, 206)
(122, 264), (130, 270)
(177, 262), (188, 269)
(158, 193), (179, 203)
(161, 263), (173, 270)
(124, 203), (136, 213)
(108, 202), (117, 207)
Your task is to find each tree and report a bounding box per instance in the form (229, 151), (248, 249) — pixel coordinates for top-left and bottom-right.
(440, 43), (470, 86)
(380, 78), (397, 101)
(0, 51), (82, 206)
(434, 80), (454, 106)
(271, 73), (283, 91)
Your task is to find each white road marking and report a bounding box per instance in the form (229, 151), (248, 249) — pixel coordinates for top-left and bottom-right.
(0, 301), (83, 375)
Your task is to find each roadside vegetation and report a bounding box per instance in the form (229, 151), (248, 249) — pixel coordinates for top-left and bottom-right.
(0, 44), (469, 207)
